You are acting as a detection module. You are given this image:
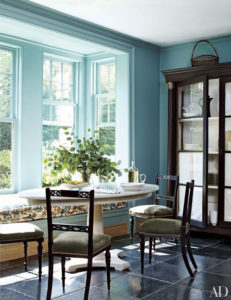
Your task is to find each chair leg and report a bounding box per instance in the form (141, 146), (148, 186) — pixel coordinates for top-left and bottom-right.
(186, 235), (197, 269)
(23, 241), (28, 271)
(153, 237), (156, 251)
(105, 247), (111, 291)
(140, 234), (145, 274)
(130, 215), (134, 244)
(37, 240), (43, 281)
(61, 256), (66, 291)
(175, 238), (178, 245)
(46, 253), (54, 300)
(149, 237), (153, 264)
(180, 237), (194, 278)
(84, 258), (93, 300)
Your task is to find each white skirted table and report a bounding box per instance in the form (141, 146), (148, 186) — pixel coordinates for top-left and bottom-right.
(18, 184), (158, 272)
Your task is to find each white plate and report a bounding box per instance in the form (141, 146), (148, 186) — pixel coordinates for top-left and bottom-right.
(61, 183), (89, 190)
(120, 183), (145, 191)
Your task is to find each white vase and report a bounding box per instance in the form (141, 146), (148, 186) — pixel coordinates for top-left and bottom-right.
(210, 210), (218, 226)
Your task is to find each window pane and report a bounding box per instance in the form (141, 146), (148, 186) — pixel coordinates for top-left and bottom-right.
(0, 49), (12, 74)
(43, 80), (50, 99)
(0, 74), (11, 95)
(63, 63), (72, 85)
(0, 95), (10, 118)
(42, 125), (71, 151)
(62, 87), (72, 103)
(43, 59), (50, 82)
(100, 104), (108, 123)
(98, 64), (109, 93)
(99, 126), (115, 156)
(52, 61), (61, 82)
(109, 63), (115, 92)
(0, 122), (12, 190)
(52, 81), (62, 101)
(98, 63), (115, 94)
(110, 103), (115, 122)
(42, 104), (51, 121)
(52, 105), (74, 126)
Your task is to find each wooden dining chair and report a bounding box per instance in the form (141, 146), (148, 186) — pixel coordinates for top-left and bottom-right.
(138, 180), (197, 277)
(0, 223), (44, 280)
(45, 188), (111, 300)
(129, 174), (179, 243)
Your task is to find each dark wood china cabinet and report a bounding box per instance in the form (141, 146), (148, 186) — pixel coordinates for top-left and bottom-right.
(163, 62), (231, 236)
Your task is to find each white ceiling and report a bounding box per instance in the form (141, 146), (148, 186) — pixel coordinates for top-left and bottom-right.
(28, 0), (231, 46)
(0, 16), (122, 55)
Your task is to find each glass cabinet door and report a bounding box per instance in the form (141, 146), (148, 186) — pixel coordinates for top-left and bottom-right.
(222, 79), (231, 225)
(177, 80), (205, 226)
(208, 79), (219, 226)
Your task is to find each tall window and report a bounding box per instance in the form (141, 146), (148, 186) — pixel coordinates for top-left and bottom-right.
(0, 48), (15, 191)
(42, 57), (76, 151)
(95, 60), (116, 156)
(42, 57), (76, 185)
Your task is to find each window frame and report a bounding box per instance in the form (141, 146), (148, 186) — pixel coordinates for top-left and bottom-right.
(42, 54), (79, 152)
(0, 44), (18, 193)
(93, 58), (116, 156)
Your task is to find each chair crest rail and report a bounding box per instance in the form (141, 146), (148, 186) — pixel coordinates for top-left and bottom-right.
(52, 223), (89, 233)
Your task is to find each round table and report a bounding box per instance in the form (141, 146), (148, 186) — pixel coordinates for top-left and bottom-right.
(19, 184), (158, 272)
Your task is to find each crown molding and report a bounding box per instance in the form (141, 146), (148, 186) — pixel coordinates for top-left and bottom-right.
(0, 0), (159, 52)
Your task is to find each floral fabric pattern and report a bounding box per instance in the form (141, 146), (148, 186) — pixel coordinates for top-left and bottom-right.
(0, 202), (127, 223)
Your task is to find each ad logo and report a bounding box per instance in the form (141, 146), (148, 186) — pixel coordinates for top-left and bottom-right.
(210, 286), (229, 298)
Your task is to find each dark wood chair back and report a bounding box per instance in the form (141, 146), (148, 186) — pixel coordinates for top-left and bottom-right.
(181, 180), (194, 231)
(155, 174), (179, 212)
(45, 188), (94, 257)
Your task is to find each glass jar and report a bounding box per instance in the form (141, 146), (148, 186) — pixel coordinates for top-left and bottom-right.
(128, 161), (139, 182)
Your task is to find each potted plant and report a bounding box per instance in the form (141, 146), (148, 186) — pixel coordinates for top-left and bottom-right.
(43, 129), (121, 186)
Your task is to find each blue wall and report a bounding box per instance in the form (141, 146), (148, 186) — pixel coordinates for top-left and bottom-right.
(159, 35), (231, 175)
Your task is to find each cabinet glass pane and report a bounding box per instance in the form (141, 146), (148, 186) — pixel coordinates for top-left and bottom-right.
(179, 152), (203, 186)
(208, 155), (219, 186)
(225, 82), (231, 116)
(224, 189), (231, 222)
(209, 119), (219, 153)
(225, 153), (231, 187)
(208, 189), (218, 225)
(178, 185), (202, 222)
(179, 120), (203, 151)
(208, 79), (219, 117)
(225, 117), (231, 151)
(178, 82), (203, 118)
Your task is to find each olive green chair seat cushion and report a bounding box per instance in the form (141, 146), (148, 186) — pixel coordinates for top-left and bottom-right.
(139, 218), (190, 236)
(0, 223), (44, 242)
(52, 232), (111, 256)
(129, 205), (174, 217)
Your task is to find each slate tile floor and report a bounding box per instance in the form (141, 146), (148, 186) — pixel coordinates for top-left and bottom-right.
(0, 235), (231, 300)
